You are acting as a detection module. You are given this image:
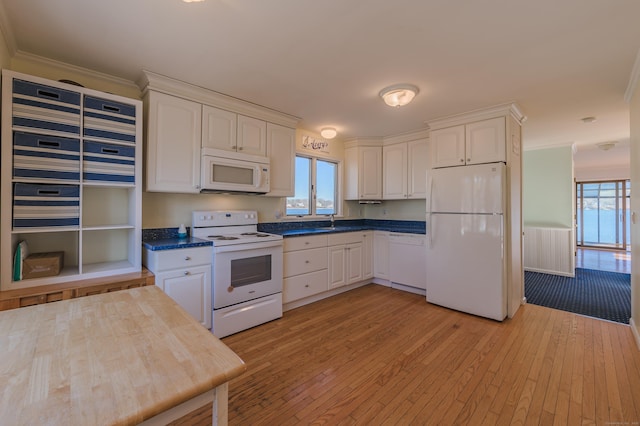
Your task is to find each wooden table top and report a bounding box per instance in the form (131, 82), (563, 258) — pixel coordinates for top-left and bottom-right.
(0, 285), (246, 425)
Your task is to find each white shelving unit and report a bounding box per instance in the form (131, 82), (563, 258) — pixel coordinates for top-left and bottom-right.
(1, 70), (142, 290)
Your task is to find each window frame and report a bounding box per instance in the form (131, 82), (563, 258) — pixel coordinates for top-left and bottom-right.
(286, 153), (341, 218)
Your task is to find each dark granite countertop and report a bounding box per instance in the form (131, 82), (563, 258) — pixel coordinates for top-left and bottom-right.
(142, 227), (213, 251)
(259, 219), (425, 238)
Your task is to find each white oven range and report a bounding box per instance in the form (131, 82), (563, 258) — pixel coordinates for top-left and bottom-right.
(192, 210), (283, 338)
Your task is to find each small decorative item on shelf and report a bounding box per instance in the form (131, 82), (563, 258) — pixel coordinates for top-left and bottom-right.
(178, 224), (187, 239)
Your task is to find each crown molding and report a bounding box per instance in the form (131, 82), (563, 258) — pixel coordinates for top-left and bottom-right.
(139, 70), (300, 129)
(382, 128), (429, 145)
(12, 50), (140, 91)
(522, 141), (576, 152)
(343, 137), (384, 149)
(624, 48), (640, 103)
(0, 0), (17, 56)
(426, 102), (526, 131)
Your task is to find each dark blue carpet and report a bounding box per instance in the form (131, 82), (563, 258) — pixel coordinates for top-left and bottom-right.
(524, 268), (631, 324)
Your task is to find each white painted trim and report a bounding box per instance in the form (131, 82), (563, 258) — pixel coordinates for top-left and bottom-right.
(139, 70), (299, 128)
(522, 141), (576, 151)
(343, 137), (384, 149)
(382, 128), (430, 145)
(0, 0), (16, 56)
(427, 102), (525, 130)
(631, 317), (640, 351)
(524, 267), (575, 278)
(624, 48), (640, 103)
(13, 50), (140, 92)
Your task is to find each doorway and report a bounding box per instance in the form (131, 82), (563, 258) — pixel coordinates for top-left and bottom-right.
(576, 180), (631, 250)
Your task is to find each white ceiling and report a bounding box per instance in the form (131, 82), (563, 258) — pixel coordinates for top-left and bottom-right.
(1, 0), (639, 165)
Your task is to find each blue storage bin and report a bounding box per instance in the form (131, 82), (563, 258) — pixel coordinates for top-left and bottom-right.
(12, 79), (81, 137)
(83, 140), (135, 184)
(83, 96), (137, 145)
(13, 183), (80, 228)
(13, 131), (80, 181)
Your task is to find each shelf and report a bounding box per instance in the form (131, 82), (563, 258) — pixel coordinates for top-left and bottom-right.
(10, 266), (80, 289)
(82, 260), (137, 276)
(82, 225), (135, 231)
(12, 227), (80, 234)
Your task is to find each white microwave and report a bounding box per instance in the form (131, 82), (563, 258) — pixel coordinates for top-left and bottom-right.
(201, 148), (270, 194)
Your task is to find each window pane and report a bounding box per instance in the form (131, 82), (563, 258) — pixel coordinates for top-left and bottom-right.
(286, 156), (311, 216)
(316, 160), (336, 215)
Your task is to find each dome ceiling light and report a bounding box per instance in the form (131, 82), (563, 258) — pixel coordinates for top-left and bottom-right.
(379, 84), (419, 107)
(320, 127), (337, 139)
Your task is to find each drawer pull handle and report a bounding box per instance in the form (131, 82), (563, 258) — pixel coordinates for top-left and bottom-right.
(305, 284), (309, 288)
(38, 140), (61, 148)
(305, 260), (310, 264)
(184, 256), (191, 261)
(37, 189), (60, 195)
(103, 105), (120, 113)
(37, 89), (60, 100)
(184, 271), (190, 276)
(101, 147), (120, 154)
(305, 242), (310, 245)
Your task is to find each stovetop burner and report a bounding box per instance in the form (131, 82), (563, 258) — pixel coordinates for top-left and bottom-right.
(208, 235), (239, 240)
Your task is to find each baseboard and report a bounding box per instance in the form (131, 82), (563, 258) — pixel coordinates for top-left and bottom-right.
(630, 317), (640, 351)
(524, 267), (575, 278)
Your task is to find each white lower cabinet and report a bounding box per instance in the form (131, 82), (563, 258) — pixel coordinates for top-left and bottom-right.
(143, 246), (212, 329)
(373, 231), (390, 280)
(283, 235), (329, 303)
(328, 232), (366, 290)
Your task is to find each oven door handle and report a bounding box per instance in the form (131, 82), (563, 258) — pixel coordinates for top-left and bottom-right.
(213, 240), (283, 253)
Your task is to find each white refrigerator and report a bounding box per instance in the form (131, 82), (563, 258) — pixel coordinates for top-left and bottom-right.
(426, 162), (507, 321)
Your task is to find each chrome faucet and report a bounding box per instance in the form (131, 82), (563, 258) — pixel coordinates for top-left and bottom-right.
(330, 214), (335, 228)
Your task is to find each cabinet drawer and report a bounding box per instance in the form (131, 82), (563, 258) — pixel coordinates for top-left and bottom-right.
(83, 141), (135, 184)
(83, 95), (137, 145)
(12, 79), (81, 137)
(284, 247), (328, 277)
(283, 234), (328, 252)
(283, 269), (328, 303)
(13, 183), (80, 228)
(13, 132), (80, 181)
(145, 247), (212, 272)
(328, 232), (365, 246)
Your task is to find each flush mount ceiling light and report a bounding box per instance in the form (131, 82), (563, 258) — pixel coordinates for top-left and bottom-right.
(596, 141), (617, 151)
(320, 127), (337, 139)
(379, 84), (419, 107)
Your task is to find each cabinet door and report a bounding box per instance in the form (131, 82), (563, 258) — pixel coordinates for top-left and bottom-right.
(407, 139), (428, 199)
(237, 115), (267, 155)
(202, 105), (237, 152)
(344, 147), (359, 200)
(358, 146), (382, 200)
(465, 117), (505, 165)
(328, 245), (346, 289)
(383, 143), (408, 199)
(373, 232), (390, 280)
(158, 264), (211, 329)
(145, 91), (202, 193)
(362, 232), (373, 280)
(430, 125), (465, 168)
(266, 123), (295, 197)
(346, 242), (363, 284)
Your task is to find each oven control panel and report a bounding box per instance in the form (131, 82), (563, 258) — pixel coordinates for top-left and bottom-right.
(192, 210), (258, 227)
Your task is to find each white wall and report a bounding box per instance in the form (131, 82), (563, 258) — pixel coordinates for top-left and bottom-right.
(523, 146), (574, 228)
(628, 58), (640, 347)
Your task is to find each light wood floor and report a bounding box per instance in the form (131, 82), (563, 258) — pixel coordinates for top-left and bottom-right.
(576, 247), (631, 274)
(222, 284), (640, 425)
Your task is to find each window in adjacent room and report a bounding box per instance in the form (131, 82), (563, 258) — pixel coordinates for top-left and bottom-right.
(286, 155), (338, 217)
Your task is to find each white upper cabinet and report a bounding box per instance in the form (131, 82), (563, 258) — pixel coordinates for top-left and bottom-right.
(465, 117), (506, 165)
(431, 117), (505, 168)
(382, 143), (407, 199)
(145, 91), (202, 193)
(202, 105), (237, 151)
(345, 146), (382, 200)
(383, 138), (428, 199)
(203, 106), (267, 156)
(407, 139), (428, 198)
(237, 115), (267, 156)
(266, 123), (296, 197)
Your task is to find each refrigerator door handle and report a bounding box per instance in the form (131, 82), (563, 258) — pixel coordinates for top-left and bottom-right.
(500, 213), (504, 260)
(428, 177), (434, 248)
